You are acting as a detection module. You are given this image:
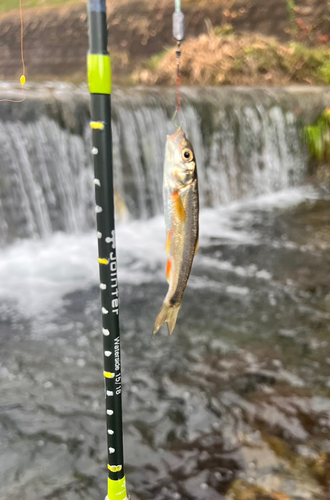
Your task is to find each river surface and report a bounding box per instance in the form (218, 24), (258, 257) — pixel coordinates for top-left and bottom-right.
(1, 186), (330, 500)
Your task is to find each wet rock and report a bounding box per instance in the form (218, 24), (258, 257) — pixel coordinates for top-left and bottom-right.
(277, 329), (297, 339)
(181, 470), (224, 500)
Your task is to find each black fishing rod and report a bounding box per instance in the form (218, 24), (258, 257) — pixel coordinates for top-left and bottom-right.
(86, 1), (128, 499)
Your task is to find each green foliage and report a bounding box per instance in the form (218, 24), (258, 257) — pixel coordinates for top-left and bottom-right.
(320, 60), (330, 84)
(304, 109), (330, 164)
(287, 0), (297, 35)
(146, 51), (168, 70)
(281, 43), (330, 84)
(213, 23), (234, 37)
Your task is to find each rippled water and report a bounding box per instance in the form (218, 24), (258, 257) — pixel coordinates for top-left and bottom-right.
(1, 187), (330, 500)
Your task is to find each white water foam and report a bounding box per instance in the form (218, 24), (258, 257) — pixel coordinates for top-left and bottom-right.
(0, 86), (309, 245)
(0, 187), (319, 319)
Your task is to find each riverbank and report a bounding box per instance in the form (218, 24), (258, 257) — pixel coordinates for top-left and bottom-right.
(0, 0), (329, 85)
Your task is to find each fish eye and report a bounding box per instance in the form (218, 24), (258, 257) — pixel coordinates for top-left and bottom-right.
(182, 148), (193, 162)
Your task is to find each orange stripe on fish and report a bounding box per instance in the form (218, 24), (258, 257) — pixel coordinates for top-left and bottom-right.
(171, 191), (186, 222)
(166, 258), (172, 284)
(165, 231), (172, 254)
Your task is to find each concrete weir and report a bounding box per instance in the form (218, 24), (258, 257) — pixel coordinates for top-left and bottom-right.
(0, 83), (329, 245)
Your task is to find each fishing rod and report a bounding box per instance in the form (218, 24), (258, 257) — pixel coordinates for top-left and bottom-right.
(172, 0), (185, 122)
(86, 1), (128, 499)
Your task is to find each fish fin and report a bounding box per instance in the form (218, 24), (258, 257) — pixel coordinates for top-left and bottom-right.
(166, 304), (181, 334)
(171, 191), (186, 222)
(194, 238), (199, 256)
(166, 258), (172, 284)
(153, 301), (181, 335)
(165, 231), (171, 254)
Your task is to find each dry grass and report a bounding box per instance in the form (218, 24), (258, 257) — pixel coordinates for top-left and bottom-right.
(133, 30), (330, 86)
(0, 0), (81, 13)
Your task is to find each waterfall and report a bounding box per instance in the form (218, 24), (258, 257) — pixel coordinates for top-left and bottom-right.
(0, 85), (312, 246)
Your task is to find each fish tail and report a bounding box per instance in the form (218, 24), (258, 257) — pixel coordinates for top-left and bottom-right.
(153, 300), (181, 335)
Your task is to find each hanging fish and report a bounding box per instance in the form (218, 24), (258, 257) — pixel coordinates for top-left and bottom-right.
(153, 127), (199, 335)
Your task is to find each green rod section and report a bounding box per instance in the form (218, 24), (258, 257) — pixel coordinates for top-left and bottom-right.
(175, 0), (181, 12)
(87, 1), (127, 499)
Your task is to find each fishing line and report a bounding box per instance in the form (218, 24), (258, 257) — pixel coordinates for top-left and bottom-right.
(0, 0), (26, 103)
(172, 41), (181, 124)
(172, 0), (184, 125)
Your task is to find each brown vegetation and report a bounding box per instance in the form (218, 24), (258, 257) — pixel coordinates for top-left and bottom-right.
(133, 30), (330, 86)
(0, 0), (329, 84)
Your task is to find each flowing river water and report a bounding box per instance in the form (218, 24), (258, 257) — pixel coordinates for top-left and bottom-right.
(0, 85), (330, 500)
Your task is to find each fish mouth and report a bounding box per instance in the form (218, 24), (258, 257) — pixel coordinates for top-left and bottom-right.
(167, 127), (185, 142)
(165, 127), (186, 165)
